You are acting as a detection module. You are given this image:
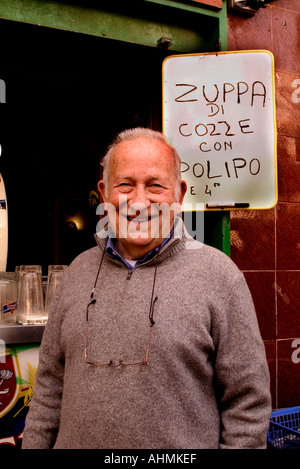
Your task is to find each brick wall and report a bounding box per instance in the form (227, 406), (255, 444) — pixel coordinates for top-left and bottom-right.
(227, 0), (300, 409)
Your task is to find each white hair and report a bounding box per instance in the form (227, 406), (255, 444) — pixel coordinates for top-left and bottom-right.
(101, 127), (182, 201)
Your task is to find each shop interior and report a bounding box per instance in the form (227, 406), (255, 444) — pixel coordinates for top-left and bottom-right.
(0, 19), (170, 273)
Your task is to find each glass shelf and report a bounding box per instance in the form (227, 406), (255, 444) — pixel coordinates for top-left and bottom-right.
(0, 322), (45, 344)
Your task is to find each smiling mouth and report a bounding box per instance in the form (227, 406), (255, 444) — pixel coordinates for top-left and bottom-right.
(126, 214), (157, 223)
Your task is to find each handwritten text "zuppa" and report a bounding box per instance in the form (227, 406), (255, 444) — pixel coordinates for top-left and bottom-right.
(174, 81), (266, 107)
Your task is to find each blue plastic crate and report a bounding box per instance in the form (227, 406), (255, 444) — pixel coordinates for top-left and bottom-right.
(268, 406), (300, 449)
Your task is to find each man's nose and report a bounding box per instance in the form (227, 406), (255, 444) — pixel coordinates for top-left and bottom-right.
(130, 185), (151, 207)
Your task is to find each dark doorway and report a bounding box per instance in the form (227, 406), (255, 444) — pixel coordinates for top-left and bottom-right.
(0, 20), (169, 272)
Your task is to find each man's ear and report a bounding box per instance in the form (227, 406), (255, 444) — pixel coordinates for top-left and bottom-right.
(97, 180), (107, 203)
(178, 180), (188, 205)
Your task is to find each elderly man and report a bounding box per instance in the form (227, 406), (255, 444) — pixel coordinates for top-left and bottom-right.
(22, 128), (271, 449)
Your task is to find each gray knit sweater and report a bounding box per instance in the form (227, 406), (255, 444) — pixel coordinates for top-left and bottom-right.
(22, 221), (271, 449)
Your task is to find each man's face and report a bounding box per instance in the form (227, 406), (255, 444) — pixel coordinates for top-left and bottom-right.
(98, 137), (186, 260)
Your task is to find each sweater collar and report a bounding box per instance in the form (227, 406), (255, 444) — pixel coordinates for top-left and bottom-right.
(105, 231), (173, 270)
(94, 215), (190, 265)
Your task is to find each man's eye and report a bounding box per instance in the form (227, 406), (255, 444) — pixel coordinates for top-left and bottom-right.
(118, 183), (132, 191)
(150, 184), (163, 190)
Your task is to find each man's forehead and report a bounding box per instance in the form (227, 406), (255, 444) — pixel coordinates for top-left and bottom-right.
(107, 138), (175, 183)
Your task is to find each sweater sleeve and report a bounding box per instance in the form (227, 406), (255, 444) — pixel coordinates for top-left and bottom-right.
(21, 288), (65, 449)
(213, 271), (271, 449)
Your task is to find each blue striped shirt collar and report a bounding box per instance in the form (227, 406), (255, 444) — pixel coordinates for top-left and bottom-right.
(106, 231), (173, 270)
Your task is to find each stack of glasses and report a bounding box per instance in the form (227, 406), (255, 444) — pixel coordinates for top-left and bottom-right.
(0, 265), (67, 325)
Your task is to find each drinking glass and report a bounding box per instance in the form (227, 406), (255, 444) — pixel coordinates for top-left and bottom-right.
(17, 271), (47, 324)
(45, 265), (67, 314)
(0, 272), (19, 324)
(19, 265), (42, 275)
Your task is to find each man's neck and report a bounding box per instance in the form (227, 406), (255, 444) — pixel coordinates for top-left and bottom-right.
(116, 228), (175, 260)
(116, 240), (161, 260)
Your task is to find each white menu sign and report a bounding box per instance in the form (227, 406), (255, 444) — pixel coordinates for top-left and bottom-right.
(163, 50), (277, 210)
